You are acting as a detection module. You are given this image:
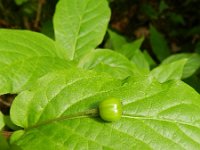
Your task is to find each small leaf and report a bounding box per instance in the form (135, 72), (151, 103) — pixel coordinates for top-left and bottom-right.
(10, 68), (200, 149)
(141, 4), (158, 19)
(11, 69), (121, 128)
(143, 50), (157, 68)
(0, 112), (4, 130)
(78, 49), (140, 79)
(130, 49), (150, 73)
(159, 0), (168, 13)
(184, 75), (200, 93)
(53, 0), (111, 60)
(4, 116), (21, 131)
(0, 134), (9, 150)
(0, 29), (72, 94)
(119, 37), (144, 59)
(162, 53), (200, 78)
(168, 12), (185, 25)
(150, 25), (170, 61)
(150, 59), (187, 83)
(41, 20), (54, 39)
(113, 37), (149, 73)
(107, 29), (127, 50)
(10, 130), (25, 144)
(14, 0), (28, 5)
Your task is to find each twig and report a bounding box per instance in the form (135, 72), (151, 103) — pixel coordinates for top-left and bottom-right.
(0, 97), (11, 107)
(34, 0), (46, 30)
(23, 16), (31, 29)
(1, 131), (13, 139)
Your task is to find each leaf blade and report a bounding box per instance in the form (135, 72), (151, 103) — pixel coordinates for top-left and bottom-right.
(78, 49), (140, 79)
(162, 53), (200, 79)
(53, 0), (111, 60)
(0, 29), (72, 94)
(150, 59), (187, 83)
(10, 69), (200, 149)
(150, 25), (170, 61)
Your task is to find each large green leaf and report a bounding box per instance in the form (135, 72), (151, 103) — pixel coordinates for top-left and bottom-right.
(53, 0), (111, 60)
(150, 59), (187, 83)
(0, 29), (72, 94)
(10, 68), (200, 149)
(162, 53), (200, 79)
(78, 49), (140, 79)
(0, 112), (4, 130)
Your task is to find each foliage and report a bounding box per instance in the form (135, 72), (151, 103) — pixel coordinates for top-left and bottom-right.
(149, 25), (170, 61)
(0, 0), (200, 149)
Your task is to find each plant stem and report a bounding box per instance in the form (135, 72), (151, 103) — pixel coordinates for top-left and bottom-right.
(26, 108), (99, 131)
(1, 130), (13, 139)
(0, 97), (11, 107)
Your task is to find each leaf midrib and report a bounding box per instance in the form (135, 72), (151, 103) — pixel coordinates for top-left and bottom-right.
(71, 0), (91, 60)
(123, 115), (200, 129)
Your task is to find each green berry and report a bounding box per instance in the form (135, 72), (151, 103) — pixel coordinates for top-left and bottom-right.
(99, 97), (122, 122)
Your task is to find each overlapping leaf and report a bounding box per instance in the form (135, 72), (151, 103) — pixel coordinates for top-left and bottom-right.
(106, 29), (127, 50)
(10, 69), (200, 150)
(0, 29), (72, 94)
(150, 25), (170, 61)
(53, 0), (111, 60)
(150, 59), (187, 83)
(78, 49), (140, 79)
(162, 53), (200, 78)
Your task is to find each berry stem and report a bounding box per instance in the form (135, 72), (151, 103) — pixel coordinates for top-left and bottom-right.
(25, 108), (99, 131)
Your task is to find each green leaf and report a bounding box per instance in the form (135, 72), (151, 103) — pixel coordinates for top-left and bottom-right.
(143, 50), (157, 68)
(119, 37), (144, 59)
(150, 25), (170, 61)
(107, 29), (127, 50)
(11, 69), (121, 128)
(130, 50), (150, 73)
(41, 20), (54, 39)
(162, 53), (200, 79)
(0, 133), (23, 150)
(113, 37), (149, 73)
(4, 116), (21, 131)
(53, 0), (111, 60)
(159, 0), (168, 13)
(141, 4), (158, 19)
(14, 0), (28, 5)
(78, 49), (140, 79)
(0, 112), (4, 130)
(150, 59), (187, 83)
(10, 68), (200, 149)
(168, 12), (185, 25)
(10, 130), (25, 144)
(195, 42), (200, 53)
(184, 75), (200, 93)
(0, 29), (72, 94)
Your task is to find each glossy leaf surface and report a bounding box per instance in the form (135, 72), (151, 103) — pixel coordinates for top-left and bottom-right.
(10, 69), (200, 150)
(54, 0), (110, 60)
(0, 29), (72, 94)
(78, 49), (140, 79)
